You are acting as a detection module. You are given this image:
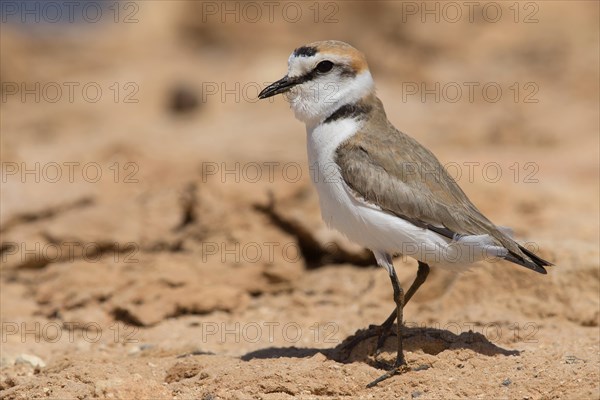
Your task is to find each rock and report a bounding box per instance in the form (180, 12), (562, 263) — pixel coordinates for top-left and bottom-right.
(15, 354), (46, 368)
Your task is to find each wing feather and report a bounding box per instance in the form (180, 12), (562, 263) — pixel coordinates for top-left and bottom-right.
(334, 97), (550, 272)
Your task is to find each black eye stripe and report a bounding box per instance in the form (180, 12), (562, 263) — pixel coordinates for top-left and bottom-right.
(291, 62), (356, 85)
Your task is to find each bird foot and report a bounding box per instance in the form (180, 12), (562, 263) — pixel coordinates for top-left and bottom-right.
(366, 362), (410, 388)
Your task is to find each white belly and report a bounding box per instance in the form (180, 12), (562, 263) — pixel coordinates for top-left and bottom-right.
(306, 121), (506, 269)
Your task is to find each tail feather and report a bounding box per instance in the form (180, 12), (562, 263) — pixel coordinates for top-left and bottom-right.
(504, 245), (553, 274)
(425, 222), (553, 274)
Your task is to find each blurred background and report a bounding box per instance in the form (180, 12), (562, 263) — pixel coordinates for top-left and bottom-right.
(1, 1), (599, 398)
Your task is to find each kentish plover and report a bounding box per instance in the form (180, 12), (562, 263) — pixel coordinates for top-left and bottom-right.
(258, 40), (552, 387)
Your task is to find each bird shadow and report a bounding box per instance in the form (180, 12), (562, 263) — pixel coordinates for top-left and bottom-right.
(241, 325), (520, 369)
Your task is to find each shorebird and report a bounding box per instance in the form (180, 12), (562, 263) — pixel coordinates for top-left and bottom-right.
(258, 40), (551, 387)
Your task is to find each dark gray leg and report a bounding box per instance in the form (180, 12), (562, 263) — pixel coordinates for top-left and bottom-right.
(375, 261), (430, 353)
(367, 258), (410, 387)
(341, 261), (431, 358)
(390, 266), (405, 367)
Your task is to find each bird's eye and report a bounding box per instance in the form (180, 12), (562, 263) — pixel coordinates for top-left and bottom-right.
(316, 60), (334, 73)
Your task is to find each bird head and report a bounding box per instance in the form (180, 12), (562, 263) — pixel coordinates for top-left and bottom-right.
(259, 40), (375, 126)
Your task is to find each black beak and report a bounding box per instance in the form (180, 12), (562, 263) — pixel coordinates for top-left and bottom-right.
(258, 75), (297, 99)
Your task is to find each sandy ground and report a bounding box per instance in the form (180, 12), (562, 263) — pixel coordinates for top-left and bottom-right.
(1, 1), (599, 399)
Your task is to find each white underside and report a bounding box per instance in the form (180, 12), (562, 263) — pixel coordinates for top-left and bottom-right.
(306, 119), (508, 273)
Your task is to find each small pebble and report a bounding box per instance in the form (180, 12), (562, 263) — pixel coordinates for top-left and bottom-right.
(128, 344), (154, 355)
(411, 391), (423, 398)
(413, 364), (430, 371)
(502, 378), (512, 386)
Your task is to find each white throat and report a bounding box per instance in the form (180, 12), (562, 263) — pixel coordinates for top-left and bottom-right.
(289, 70), (374, 130)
